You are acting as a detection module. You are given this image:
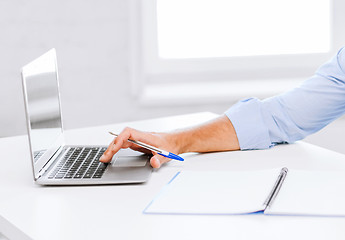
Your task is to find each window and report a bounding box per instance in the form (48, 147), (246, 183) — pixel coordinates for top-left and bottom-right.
(130, 0), (345, 105)
(157, 0), (330, 59)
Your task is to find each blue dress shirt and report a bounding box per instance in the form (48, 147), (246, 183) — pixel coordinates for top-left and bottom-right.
(225, 47), (345, 150)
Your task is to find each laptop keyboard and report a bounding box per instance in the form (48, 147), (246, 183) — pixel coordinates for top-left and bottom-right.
(48, 147), (108, 179)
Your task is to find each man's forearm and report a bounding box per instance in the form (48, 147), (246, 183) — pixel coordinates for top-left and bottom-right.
(168, 114), (240, 154)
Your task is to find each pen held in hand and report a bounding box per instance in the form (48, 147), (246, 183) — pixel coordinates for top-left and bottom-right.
(108, 131), (184, 161)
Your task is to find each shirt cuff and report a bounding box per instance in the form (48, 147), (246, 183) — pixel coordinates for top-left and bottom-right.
(224, 98), (273, 150)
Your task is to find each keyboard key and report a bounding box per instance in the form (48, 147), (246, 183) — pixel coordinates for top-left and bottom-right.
(92, 174), (102, 178)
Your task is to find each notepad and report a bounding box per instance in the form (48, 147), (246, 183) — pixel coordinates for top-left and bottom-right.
(144, 168), (345, 217)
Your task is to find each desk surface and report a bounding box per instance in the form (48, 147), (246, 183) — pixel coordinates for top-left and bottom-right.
(1, 112), (345, 240)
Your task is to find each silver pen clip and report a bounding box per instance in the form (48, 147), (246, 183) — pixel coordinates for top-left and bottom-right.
(264, 167), (288, 209)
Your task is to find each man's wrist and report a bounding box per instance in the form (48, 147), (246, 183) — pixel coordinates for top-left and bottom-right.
(165, 131), (188, 155)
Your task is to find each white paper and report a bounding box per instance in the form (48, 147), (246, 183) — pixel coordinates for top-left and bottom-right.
(144, 169), (281, 215)
(265, 170), (345, 217)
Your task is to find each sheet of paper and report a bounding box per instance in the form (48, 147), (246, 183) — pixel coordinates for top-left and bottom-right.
(144, 169), (281, 215)
(265, 170), (345, 217)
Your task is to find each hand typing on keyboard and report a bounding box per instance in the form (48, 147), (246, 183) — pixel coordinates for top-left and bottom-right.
(99, 115), (240, 168)
(99, 127), (179, 169)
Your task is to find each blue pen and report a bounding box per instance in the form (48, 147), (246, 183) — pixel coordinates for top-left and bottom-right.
(108, 132), (184, 161)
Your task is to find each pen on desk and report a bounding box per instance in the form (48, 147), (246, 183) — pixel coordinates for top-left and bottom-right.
(108, 131), (184, 161)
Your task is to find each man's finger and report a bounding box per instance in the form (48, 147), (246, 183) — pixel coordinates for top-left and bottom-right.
(99, 140), (118, 163)
(150, 153), (171, 168)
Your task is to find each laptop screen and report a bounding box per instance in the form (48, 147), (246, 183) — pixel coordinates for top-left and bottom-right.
(22, 49), (63, 177)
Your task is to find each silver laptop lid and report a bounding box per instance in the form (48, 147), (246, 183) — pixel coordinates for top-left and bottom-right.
(21, 49), (65, 180)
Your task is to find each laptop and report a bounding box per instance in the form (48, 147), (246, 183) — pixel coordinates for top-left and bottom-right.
(21, 48), (152, 185)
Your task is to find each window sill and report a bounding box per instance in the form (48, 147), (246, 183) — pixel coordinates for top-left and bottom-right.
(138, 78), (305, 106)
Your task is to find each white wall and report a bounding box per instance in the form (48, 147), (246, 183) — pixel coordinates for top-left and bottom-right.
(304, 116), (345, 155)
(0, 0), (232, 138)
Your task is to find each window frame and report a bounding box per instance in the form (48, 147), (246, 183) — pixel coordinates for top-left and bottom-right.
(129, 0), (345, 104)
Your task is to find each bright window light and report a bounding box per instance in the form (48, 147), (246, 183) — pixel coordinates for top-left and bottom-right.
(157, 0), (331, 59)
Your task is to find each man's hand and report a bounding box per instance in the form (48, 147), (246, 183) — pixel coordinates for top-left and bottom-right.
(99, 127), (179, 168)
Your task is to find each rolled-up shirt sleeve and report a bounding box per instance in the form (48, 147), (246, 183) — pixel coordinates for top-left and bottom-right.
(225, 47), (345, 150)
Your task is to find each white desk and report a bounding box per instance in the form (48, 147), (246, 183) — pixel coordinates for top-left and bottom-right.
(1, 112), (345, 240)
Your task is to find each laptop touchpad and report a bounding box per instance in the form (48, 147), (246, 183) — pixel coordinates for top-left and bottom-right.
(111, 149), (148, 167)
(112, 156), (148, 167)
